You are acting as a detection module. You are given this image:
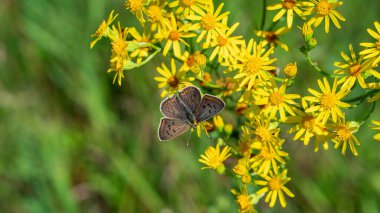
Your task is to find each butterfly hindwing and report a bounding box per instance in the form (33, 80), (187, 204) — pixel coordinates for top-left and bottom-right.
(195, 94), (225, 122)
(158, 118), (191, 141)
(160, 95), (187, 120)
(178, 86), (201, 115)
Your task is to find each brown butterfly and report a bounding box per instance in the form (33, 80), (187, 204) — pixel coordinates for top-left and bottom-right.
(158, 86), (225, 141)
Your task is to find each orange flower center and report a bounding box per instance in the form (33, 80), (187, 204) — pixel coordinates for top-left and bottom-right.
(245, 57), (263, 74)
(283, 0), (296, 9)
(336, 125), (351, 141)
(201, 14), (216, 30)
(169, 30), (180, 41)
(269, 91), (284, 105)
(268, 177), (282, 190)
(167, 76), (179, 87)
(376, 40), (380, 49)
(349, 64), (362, 76)
(217, 35), (228, 46)
(316, 1), (331, 16)
(302, 115), (315, 129)
(147, 5), (162, 22)
(265, 31), (278, 43)
(181, 0), (195, 7)
(319, 94), (336, 109)
(186, 55), (196, 67)
(255, 126), (271, 142)
(127, 0), (143, 13)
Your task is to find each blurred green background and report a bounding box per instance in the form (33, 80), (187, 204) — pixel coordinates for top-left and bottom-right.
(1, 0), (380, 212)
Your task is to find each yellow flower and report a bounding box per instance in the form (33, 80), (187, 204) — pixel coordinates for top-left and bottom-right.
(255, 170), (294, 208)
(233, 158), (249, 176)
(209, 21), (244, 62)
(267, 0), (305, 28)
(107, 24), (129, 86)
(313, 127), (332, 152)
(329, 117), (360, 156)
(304, 78), (351, 124)
(169, 0), (211, 17)
(304, 0), (345, 33)
(90, 10), (118, 48)
(246, 114), (282, 150)
(299, 22), (313, 41)
(285, 106), (325, 145)
(179, 51), (207, 78)
(251, 147), (288, 176)
(283, 62), (297, 77)
(125, 0), (147, 24)
(234, 40), (276, 90)
(198, 144), (232, 172)
(255, 27), (289, 52)
(187, 3), (230, 47)
(254, 78), (300, 121)
(370, 120), (380, 141)
(334, 44), (376, 89)
(231, 187), (257, 213)
(160, 14), (197, 57)
(154, 59), (194, 97)
(128, 27), (154, 63)
(360, 21), (380, 66)
(145, 0), (170, 33)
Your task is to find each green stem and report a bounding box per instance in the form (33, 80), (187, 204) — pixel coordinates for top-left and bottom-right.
(305, 51), (335, 78)
(343, 89), (380, 103)
(362, 102), (376, 122)
(260, 0), (267, 30)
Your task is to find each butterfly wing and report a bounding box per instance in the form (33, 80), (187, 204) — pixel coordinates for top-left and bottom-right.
(160, 95), (187, 120)
(195, 94), (225, 122)
(158, 118), (191, 141)
(178, 86), (201, 115)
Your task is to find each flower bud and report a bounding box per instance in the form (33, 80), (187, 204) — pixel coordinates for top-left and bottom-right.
(301, 23), (313, 41)
(284, 62), (297, 78)
(307, 38), (318, 49)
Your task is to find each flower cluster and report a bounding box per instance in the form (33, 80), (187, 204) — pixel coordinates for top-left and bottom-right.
(91, 0), (380, 211)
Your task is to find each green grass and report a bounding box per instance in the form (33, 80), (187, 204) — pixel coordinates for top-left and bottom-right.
(0, 0), (380, 212)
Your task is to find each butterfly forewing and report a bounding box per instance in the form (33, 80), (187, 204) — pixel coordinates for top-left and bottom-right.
(158, 118), (191, 141)
(195, 94), (225, 122)
(178, 86), (201, 115)
(160, 95), (187, 120)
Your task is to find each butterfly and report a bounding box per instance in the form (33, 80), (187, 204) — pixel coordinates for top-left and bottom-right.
(158, 86), (225, 141)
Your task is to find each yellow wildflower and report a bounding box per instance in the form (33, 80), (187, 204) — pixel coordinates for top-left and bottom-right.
(246, 114), (282, 150)
(124, 0), (147, 24)
(255, 27), (289, 52)
(187, 3), (230, 47)
(360, 21), (380, 66)
(251, 147), (288, 176)
(209, 21), (244, 62)
(313, 127), (332, 152)
(255, 169), (294, 208)
(334, 44), (376, 89)
(267, 0), (306, 28)
(161, 14), (197, 57)
(304, 78), (351, 124)
(234, 40), (276, 90)
(154, 59), (193, 97)
(370, 120), (380, 141)
(179, 51), (207, 78)
(108, 23), (129, 86)
(254, 78), (300, 121)
(169, 0), (211, 17)
(128, 27), (154, 63)
(286, 107), (325, 145)
(304, 0), (345, 33)
(283, 62), (297, 77)
(145, 0), (170, 33)
(329, 117), (361, 156)
(90, 10), (118, 48)
(198, 144), (232, 172)
(231, 187), (257, 213)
